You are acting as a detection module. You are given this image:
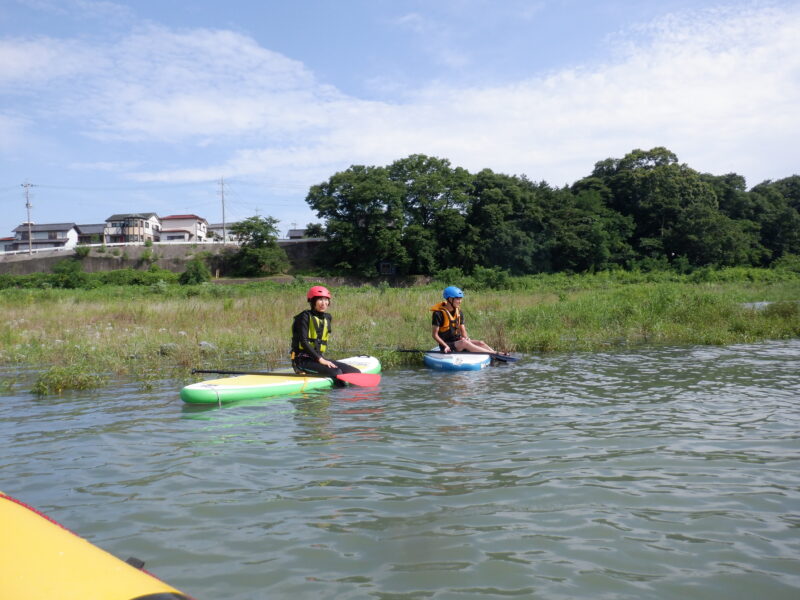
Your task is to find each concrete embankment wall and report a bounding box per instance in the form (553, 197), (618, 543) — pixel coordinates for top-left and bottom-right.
(0, 240), (325, 276)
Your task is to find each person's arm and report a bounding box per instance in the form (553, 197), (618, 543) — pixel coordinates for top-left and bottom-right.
(431, 324), (451, 352)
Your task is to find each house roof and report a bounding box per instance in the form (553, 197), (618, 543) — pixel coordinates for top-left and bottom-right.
(161, 214), (207, 222)
(13, 222), (77, 233)
(106, 213), (159, 221)
(76, 223), (106, 235)
(207, 222), (238, 229)
(161, 228), (193, 233)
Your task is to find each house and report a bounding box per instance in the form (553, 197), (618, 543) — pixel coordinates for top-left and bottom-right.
(1, 236), (15, 252)
(8, 222), (79, 251)
(76, 223), (106, 245)
(207, 222), (239, 242)
(287, 228), (307, 239)
(160, 214), (209, 242)
(104, 213), (161, 243)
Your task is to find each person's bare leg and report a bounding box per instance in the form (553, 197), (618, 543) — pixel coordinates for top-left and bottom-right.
(455, 339), (496, 353)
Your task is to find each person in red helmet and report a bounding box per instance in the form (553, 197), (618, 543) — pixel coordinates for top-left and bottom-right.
(291, 285), (361, 384)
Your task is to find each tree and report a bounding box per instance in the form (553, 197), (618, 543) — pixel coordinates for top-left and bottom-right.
(228, 216), (290, 276)
(547, 186), (635, 272)
(389, 154), (474, 273)
(590, 147), (724, 265)
(306, 165), (406, 277)
(667, 203), (765, 267)
(231, 216), (282, 248)
(749, 179), (800, 262)
(464, 170), (549, 274)
(388, 154), (472, 228)
(304, 223), (325, 238)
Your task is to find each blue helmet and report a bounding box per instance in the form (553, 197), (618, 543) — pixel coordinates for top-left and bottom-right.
(443, 286), (464, 300)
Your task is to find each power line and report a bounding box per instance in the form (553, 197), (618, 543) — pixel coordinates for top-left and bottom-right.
(32, 181), (218, 192)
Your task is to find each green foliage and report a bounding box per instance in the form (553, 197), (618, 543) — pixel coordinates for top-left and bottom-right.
(51, 259), (88, 288)
(772, 253), (800, 273)
(303, 149), (800, 277)
(231, 215), (282, 248)
(179, 256), (212, 285)
(32, 365), (106, 395)
(304, 223), (325, 237)
(433, 266), (510, 290)
(94, 268), (179, 286)
(228, 246), (290, 276)
(74, 246), (91, 259)
(227, 215), (290, 276)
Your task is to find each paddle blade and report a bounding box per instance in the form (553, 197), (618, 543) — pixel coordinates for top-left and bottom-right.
(336, 373), (381, 387)
(491, 353), (518, 363)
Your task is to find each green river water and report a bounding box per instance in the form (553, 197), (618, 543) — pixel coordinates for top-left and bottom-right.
(2, 340), (799, 599)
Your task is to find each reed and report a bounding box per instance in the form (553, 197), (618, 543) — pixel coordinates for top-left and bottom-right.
(1, 271), (798, 393)
(31, 365), (106, 395)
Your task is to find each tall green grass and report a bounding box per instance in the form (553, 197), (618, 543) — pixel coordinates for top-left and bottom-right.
(1, 270), (798, 393)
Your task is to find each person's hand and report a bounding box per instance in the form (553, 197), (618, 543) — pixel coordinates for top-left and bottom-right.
(442, 346), (451, 353)
(320, 358), (336, 368)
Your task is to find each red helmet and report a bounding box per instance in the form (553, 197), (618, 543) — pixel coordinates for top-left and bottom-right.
(307, 285), (331, 300)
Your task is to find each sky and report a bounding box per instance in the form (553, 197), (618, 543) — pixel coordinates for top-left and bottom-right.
(0, 0), (798, 238)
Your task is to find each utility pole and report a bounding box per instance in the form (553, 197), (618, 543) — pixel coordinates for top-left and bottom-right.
(21, 182), (34, 254)
(219, 177), (226, 243)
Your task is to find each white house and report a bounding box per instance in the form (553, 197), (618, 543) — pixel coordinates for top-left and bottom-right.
(9, 223), (79, 251)
(160, 214), (209, 242)
(207, 222), (239, 242)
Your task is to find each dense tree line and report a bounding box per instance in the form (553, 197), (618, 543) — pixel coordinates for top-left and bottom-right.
(304, 148), (800, 277)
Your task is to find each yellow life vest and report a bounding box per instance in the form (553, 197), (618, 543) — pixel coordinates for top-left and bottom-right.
(308, 312), (329, 354)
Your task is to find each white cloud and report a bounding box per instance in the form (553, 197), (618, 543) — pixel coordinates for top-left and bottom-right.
(139, 3), (800, 187)
(392, 11), (470, 69)
(2, 3), (798, 194)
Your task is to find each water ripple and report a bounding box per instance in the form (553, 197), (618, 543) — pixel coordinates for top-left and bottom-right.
(1, 341), (799, 598)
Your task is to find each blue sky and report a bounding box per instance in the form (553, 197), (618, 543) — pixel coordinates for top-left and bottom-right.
(1, 0), (798, 238)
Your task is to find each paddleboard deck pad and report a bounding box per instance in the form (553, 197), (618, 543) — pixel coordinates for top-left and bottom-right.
(423, 347), (491, 371)
(181, 355), (381, 404)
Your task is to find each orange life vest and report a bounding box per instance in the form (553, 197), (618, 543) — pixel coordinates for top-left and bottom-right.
(430, 301), (462, 341)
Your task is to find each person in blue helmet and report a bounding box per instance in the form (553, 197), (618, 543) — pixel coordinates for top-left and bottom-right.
(431, 286), (498, 353)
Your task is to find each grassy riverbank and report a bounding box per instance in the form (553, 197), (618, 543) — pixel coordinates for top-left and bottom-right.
(1, 268), (799, 393)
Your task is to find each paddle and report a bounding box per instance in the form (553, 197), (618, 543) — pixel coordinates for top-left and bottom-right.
(191, 369), (381, 387)
(395, 349), (518, 363)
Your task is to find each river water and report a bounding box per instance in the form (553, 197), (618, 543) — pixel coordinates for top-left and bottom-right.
(2, 340), (799, 599)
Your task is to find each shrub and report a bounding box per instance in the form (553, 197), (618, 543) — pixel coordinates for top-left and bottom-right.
(51, 259), (87, 289)
(179, 257), (212, 285)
